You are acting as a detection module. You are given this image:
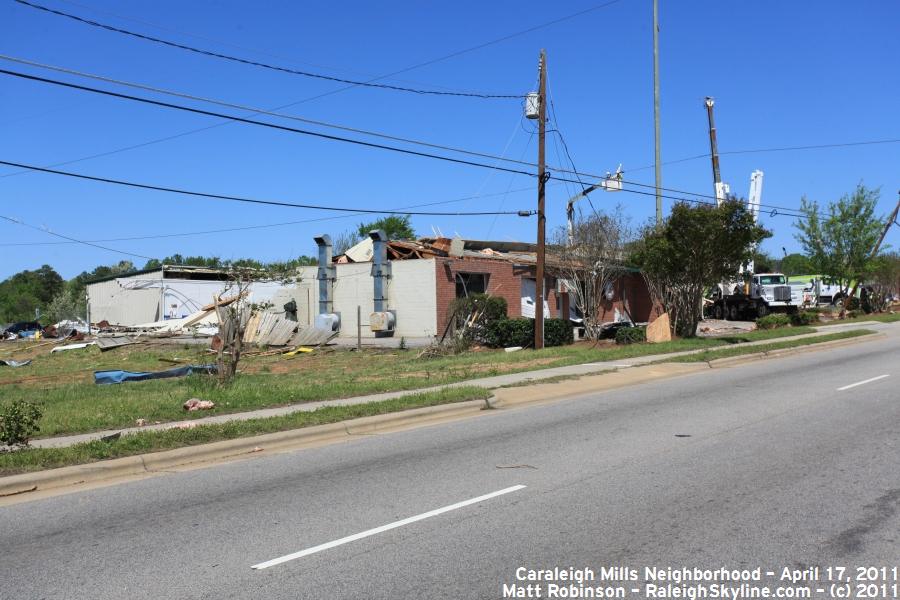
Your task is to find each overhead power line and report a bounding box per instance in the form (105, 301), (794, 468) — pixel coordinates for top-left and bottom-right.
(0, 54), (545, 172)
(13, 0), (523, 99)
(0, 214), (153, 259)
(0, 159), (534, 217)
(2, 0), (627, 180)
(0, 185), (541, 247)
(0, 68), (542, 180)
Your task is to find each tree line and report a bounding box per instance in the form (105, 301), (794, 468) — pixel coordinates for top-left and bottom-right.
(0, 215), (419, 324)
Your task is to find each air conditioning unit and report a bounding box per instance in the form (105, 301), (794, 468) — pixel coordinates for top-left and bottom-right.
(315, 312), (341, 332)
(370, 311), (396, 332)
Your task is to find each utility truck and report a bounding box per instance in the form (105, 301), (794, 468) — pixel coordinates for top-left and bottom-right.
(707, 272), (801, 320)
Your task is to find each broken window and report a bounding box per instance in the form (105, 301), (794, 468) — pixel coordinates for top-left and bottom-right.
(455, 272), (488, 298)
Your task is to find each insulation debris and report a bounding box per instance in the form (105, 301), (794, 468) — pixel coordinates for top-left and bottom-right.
(51, 341), (98, 353)
(0, 359), (32, 367)
(183, 398), (216, 411)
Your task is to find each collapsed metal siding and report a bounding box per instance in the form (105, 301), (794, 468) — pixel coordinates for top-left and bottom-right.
(86, 271), (163, 325)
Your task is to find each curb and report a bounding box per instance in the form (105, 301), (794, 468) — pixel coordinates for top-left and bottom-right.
(705, 332), (883, 368)
(0, 399), (487, 498)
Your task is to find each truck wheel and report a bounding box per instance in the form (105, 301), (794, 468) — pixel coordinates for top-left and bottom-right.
(757, 305), (768, 317)
(728, 305), (739, 321)
(713, 305), (723, 319)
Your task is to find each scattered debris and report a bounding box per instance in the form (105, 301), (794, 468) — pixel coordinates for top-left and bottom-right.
(0, 359), (31, 368)
(100, 432), (121, 442)
(174, 422), (198, 430)
(51, 341), (98, 353)
(94, 336), (141, 352)
(504, 346), (523, 353)
(94, 364), (217, 385)
(646, 312), (672, 343)
(135, 418), (148, 427)
(250, 447), (264, 453)
(674, 434), (692, 438)
(495, 464), (538, 469)
(283, 347), (314, 357)
(183, 398), (216, 411)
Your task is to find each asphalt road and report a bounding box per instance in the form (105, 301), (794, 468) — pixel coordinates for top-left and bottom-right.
(2, 327), (897, 600)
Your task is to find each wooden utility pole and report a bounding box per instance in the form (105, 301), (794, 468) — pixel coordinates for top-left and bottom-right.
(653, 0), (662, 224)
(534, 49), (547, 350)
(841, 191), (900, 315)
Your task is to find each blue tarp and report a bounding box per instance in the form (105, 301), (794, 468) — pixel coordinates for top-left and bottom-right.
(94, 364), (217, 385)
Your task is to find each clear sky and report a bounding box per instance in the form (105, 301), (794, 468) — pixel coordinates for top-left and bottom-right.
(1, 0), (898, 279)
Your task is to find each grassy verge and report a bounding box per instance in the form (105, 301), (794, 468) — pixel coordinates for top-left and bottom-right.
(1, 326), (818, 438)
(666, 329), (875, 363)
(816, 312), (900, 326)
(0, 386), (491, 476)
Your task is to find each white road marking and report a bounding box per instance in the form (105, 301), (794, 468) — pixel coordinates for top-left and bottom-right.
(837, 374), (890, 391)
(251, 484), (526, 570)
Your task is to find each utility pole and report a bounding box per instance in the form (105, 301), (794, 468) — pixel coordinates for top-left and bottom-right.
(841, 191), (900, 315)
(534, 49), (547, 350)
(653, 0), (662, 224)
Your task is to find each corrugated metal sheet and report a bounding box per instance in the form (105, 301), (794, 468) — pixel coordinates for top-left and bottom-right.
(87, 278), (160, 326)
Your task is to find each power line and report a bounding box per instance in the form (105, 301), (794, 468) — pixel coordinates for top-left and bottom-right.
(1, 0), (627, 180)
(720, 139), (900, 155)
(0, 68), (544, 180)
(51, 0), (484, 94)
(0, 54), (546, 172)
(0, 214), (153, 259)
(4, 61), (884, 219)
(622, 136), (900, 173)
(13, 0), (523, 99)
(0, 159), (534, 217)
(0, 186), (541, 247)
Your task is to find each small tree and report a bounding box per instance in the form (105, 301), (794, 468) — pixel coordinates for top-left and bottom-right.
(356, 215), (416, 240)
(551, 209), (632, 340)
(794, 184), (885, 298)
(780, 253), (813, 277)
(630, 200), (770, 338)
(869, 251), (900, 311)
(213, 264), (301, 384)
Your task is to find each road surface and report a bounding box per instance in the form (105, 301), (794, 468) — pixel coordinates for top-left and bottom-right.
(1, 327), (897, 599)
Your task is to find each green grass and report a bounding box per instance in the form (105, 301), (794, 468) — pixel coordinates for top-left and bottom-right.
(0, 386), (491, 476)
(0, 326), (819, 438)
(666, 329), (875, 363)
(817, 312), (900, 326)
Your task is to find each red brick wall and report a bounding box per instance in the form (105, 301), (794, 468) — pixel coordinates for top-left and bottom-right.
(434, 257), (560, 336)
(594, 272), (663, 324)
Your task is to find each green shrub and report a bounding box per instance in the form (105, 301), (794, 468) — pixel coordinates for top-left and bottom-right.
(447, 294), (508, 344)
(0, 399), (43, 448)
(615, 326), (646, 345)
(755, 314), (791, 330)
(544, 319), (574, 347)
(483, 318), (573, 348)
(790, 311), (819, 326)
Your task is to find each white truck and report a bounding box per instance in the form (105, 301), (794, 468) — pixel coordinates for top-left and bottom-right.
(707, 273), (801, 320)
(804, 277), (846, 305)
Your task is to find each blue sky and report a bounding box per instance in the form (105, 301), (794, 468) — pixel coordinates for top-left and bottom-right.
(1, 0), (898, 279)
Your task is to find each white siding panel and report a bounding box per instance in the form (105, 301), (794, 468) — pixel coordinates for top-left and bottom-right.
(388, 260), (437, 337)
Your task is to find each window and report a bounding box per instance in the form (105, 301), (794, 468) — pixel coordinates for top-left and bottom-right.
(455, 272), (488, 298)
(759, 275), (786, 285)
